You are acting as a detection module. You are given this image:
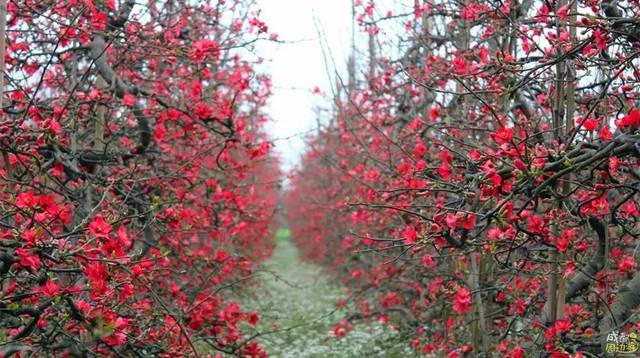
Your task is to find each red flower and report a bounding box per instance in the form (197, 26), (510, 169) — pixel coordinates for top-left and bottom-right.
(509, 298), (526, 316)
(512, 346), (524, 358)
(193, 102), (213, 120)
(537, 4), (550, 22)
(437, 160), (452, 180)
(407, 118), (423, 132)
(617, 256), (636, 274)
(618, 108), (640, 128)
(249, 141), (272, 159)
(414, 140), (427, 157)
(514, 159), (527, 171)
(119, 284), (134, 303)
(21, 229), (38, 244)
(446, 213), (458, 230)
(214, 250), (229, 262)
(609, 156), (620, 174)
(582, 117), (598, 132)
(587, 195), (609, 216)
(429, 106), (440, 121)
(249, 17), (269, 33)
(556, 2), (571, 21)
(379, 291), (402, 308)
(554, 319), (571, 333)
(40, 280), (61, 297)
(438, 150), (453, 163)
(621, 200), (638, 218)
(101, 238), (125, 257)
(488, 173), (502, 187)
(593, 28), (609, 51)
(453, 57), (467, 74)
(491, 127), (514, 145)
(555, 235), (569, 252)
(453, 287), (472, 314)
(461, 344), (473, 354)
(16, 248), (40, 269)
(89, 215), (112, 238)
(91, 11), (108, 32)
(123, 93), (136, 107)
(600, 126), (613, 140)
(84, 262), (109, 284)
(16, 191), (38, 209)
(556, 229), (576, 253)
(103, 332), (126, 347)
(243, 341), (266, 357)
(189, 39), (220, 63)
(247, 310), (260, 325)
(402, 225), (418, 244)
(527, 215), (545, 234)
(332, 320), (353, 338)
(458, 212), (477, 231)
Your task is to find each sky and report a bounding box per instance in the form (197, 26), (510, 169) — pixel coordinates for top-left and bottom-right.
(254, 0), (352, 173)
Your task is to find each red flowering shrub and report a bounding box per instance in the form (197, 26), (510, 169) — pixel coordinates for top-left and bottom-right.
(287, 0), (640, 356)
(0, 1), (277, 356)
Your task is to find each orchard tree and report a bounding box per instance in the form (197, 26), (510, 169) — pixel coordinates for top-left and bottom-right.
(0, 1), (278, 357)
(288, 0), (640, 356)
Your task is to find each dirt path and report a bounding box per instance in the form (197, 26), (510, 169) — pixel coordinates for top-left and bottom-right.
(243, 229), (411, 357)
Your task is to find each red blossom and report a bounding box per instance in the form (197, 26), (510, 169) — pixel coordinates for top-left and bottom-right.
(555, 235), (569, 252)
(617, 256), (636, 274)
(40, 281), (61, 297)
(509, 298), (526, 316)
(91, 11), (108, 32)
(581, 117), (598, 132)
(556, 2), (571, 21)
(16, 248), (40, 269)
(15, 191), (38, 209)
(379, 291), (402, 308)
(414, 140), (427, 157)
(437, 160), (452, 180)
(491, 127), (514, 145)
(89, 215), (112, 238)
(247, 310), (260, 325)
(621, 200), (639, 218)
(188, 39), (220, 63)
(193, 101), (214, 120)
(512, 346), (524, 358)
(123, 93), (136, 107)
(452, 287), (472, 314)
(402, 225), (418, 244)
(593, 28), (609, 51)
(332, 320), (353, 338)
(617, 108), (640, 128)
(554, 319), (571, 333)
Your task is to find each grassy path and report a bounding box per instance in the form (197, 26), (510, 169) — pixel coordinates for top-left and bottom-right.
(243, 229), (410, 357)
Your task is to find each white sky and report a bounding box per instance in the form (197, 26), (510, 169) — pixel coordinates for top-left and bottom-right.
(255, 0), (352, 172)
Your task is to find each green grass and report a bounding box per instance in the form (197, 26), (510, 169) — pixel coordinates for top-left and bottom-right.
(239, 228), (414, 357)
(274, 227), (291, 242)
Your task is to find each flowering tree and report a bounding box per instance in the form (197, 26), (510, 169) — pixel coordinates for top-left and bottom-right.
(288, 0), (640, 356)
(0, 1), (277, 356)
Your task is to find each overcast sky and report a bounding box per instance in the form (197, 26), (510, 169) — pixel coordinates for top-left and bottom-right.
(254, 0), (352, 172)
